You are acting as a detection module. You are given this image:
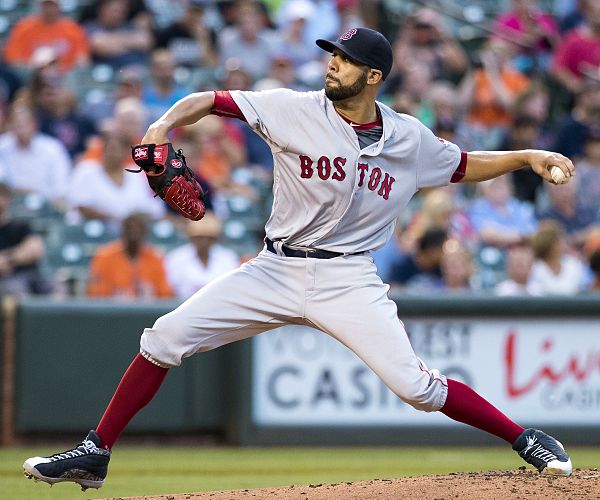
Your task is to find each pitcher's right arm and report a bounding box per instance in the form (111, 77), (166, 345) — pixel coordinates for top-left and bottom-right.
(141, 91), (216, 144)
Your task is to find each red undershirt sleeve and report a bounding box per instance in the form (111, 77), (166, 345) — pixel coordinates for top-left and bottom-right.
(210, 90), (246, 121)
(450, 151), (468, 183)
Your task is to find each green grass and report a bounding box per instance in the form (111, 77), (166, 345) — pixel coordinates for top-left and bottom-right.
(4, 446), (599, 500)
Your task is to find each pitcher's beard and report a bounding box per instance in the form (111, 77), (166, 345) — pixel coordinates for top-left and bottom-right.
(325, 71), (368, 101)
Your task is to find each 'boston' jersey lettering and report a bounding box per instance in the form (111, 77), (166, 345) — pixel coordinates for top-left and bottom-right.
(230, 89), (462, 253)
(299, 155), (395, 201)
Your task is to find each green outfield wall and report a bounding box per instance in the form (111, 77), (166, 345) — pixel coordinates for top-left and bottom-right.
(3, 296), (600, 445)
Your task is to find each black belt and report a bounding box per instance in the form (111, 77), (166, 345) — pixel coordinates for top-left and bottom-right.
(266, 238), (345, 259)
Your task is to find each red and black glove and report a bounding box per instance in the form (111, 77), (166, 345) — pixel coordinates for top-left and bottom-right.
(130, 143), (206, 221)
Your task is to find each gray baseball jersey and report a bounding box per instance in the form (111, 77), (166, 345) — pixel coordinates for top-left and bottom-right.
(140, 88), (464, 415)
(230, 88), (462, 253)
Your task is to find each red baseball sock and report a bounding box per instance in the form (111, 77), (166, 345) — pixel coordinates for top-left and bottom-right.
(96, 353), (169, 449)
(440, 379), (524, 444)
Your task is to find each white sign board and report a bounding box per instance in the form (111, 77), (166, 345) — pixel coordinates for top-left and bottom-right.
(252, 320), (600, 426)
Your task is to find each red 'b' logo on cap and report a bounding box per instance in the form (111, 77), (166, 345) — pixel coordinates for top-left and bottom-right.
(340, 28), (357, 41)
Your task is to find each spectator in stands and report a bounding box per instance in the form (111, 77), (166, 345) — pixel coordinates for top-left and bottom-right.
(87, 213), (173, 299)
(67, 124), (165, 224)
(558, 0), (585, 33)
(155, 0), (217, 68)
(501, 116), (545, 204)
(261, 53), (306, 91)
(14, 47), (63, 110)
(81, 65), (143, 127)
(402, 188), (476, 255)
(388, 227), (447, 291)
(553, 81), (600, 160)
(0, 105), (71, 206)
(468, 175), (538, 248)
(539, 178), (593, 246)
(529, 220), (587, 295)
(142, 49), (191, 125)
(552, 0), (600, 94)
(35, 81), (97, 160)
(440, 238), (475, 292)
(390, 63), (434, 126)
(427, 81), (460, 132)
(0, 43), (23, 115)
(0, 182), (50, 296)
(574, 128), (600, 223)
(165, 212), (239, 299)
(584, 226), (600, 259)
(85, 0), (153, 69)
(276, 0), (317, 68)
(82, 97), (147, 163)
(393, 7), (468, 85)
(180, 115), (246, 192)
(336, 0), (365, 35)
(276, 0), (339, 53)
(458, 38), (530, 150)
(512, 81), (555, 150)
(493, 0), (559, 74)
(218, 2), (278, 80)
(494, 241), (541, 295)
(588, 248), (600, 292)
(3, 0), (89, 73)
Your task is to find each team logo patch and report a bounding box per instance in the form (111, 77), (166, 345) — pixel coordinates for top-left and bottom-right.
(154, 149), (163, 160)
(134, 146), (148, 160)
(340, 28), (357, 41)
(170, 158), (183, 168)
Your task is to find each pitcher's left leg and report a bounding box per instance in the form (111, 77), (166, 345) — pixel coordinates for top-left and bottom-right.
(305, 255), (447, 413)
(306, 255), (572, 476)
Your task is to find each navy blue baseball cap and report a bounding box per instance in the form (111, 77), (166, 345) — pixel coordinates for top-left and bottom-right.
(316, 27), (393, 80)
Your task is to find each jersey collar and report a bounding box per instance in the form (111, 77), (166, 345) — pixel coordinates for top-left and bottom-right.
(336, 106), (383, 130)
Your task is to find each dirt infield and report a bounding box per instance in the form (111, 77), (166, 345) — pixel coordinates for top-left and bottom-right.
(107, 468), (599, 500)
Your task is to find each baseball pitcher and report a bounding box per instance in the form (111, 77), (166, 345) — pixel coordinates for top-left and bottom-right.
(24, 28), (573, 491)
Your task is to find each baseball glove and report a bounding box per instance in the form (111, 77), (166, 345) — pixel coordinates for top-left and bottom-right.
(130, 143), (206, 221)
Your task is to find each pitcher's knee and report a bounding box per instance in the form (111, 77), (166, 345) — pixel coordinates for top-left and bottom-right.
(140, 312), (191, 368)
(393, 370), (448, 413)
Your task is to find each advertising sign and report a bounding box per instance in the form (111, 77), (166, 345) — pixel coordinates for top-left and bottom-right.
(252, 320), (600, 426)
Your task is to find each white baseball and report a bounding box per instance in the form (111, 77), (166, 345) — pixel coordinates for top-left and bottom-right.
(548, 165), (569, 184)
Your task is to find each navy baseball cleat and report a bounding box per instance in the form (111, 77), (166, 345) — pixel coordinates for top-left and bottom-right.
(23, 430), (111, 491)
(512, 428), (572, 476)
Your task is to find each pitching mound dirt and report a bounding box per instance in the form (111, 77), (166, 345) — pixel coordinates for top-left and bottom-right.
(107, 468), (599, 500)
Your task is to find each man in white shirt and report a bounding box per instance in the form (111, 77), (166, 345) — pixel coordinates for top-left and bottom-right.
(165, 211), (239, 299)
(0, 106), (71, 204)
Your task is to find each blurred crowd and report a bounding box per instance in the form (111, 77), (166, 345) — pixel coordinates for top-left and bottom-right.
(0, 0), (600, 300)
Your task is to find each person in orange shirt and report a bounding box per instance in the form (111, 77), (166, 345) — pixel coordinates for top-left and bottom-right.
(459, 39), (530, 129)
(87, 213), (173, 299)
(4, 0), (89, 73)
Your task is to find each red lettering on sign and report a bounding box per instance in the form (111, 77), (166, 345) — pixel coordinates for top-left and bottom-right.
(299, 155), (313, 178)
(504, 330), (600, 398)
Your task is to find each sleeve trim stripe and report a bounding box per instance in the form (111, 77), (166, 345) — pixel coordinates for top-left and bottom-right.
(210, 90), (246, 121)
(450, 151), (468, 183)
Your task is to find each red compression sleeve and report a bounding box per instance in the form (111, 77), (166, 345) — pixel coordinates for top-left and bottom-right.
(440, 379), (524, 444)
(96, 353), (168, 449)
(211, 90), (246, 121)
